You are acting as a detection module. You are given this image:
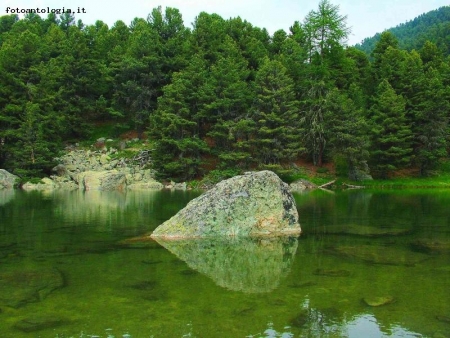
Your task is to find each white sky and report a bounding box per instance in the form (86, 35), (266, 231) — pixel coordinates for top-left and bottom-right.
(3, 0), (449, 45)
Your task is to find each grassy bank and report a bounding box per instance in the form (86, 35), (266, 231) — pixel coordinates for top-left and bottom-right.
(351, 175), (450, 189)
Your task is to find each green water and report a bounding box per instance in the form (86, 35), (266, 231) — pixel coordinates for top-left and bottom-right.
(0, 188), (449, 338)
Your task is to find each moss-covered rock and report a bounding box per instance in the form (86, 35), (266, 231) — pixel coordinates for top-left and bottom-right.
(0, 169), (18, 189)
(77, 170), (126, 191)
(151, 171), (301, 238)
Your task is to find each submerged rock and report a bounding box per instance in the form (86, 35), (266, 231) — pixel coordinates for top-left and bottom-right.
(128, 280), (158, 291)
(151, 171), (301, 238)
(14, 315), (67, 332)
(435, 315), (450, 324)
(0, 169), (18, 189)
(152, 236), (298, 293)
(327, 244), (429, 266)
(290, 310), (309, 328)
(316, 224), (412, 237)
(313, 268), (351, 277)
(362, 296), (395, 307)
(411, 239), (450, 254)
(0, 267), (64, 308)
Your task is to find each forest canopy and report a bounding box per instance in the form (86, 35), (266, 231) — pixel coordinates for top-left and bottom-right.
(0, 1), (449, 180)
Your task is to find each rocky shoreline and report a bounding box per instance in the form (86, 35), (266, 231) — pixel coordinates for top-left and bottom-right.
(0, 147), (188, 192)
(0, 146), (317, 193)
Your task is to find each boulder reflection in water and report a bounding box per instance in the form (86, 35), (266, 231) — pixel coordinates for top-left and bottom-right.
(153, 236), (298, 293)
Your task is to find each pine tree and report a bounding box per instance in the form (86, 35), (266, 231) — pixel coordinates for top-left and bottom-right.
(414, 68), (449, 176)
(200, 37), (252, 167)
(300, 80), (329, 166)
(252, 58), (301, 165)
(149, 55), (209, 180)
(324, 87), (370, 179)
(369, 80), (413, 178)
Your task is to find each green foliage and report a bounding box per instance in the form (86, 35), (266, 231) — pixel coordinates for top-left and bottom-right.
(356, 6), (450, 56)
(324, 87), (370, 179)
(369, 80), (413, 178)
(438, 159), (450, 173)
(316, 167), (329, 174)
(201, 169), (241, 184)
(252, 58), (302, 164)
(0, 3), (449, 183)
(334, 154), (348, 177)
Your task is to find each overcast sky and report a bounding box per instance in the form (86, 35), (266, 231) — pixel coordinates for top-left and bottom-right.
(3, 0), (449, 45)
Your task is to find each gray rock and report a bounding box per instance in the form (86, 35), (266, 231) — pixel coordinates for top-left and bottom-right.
(78, 170), (126, 191)
(99, 154), (110, 165)
(0, 169), (18, 189)
(109, 160), (119, 169)
(151, 170), (301, 238)
(52, 164), (67, 176)
(127, 181), (164, 190)
(22, 178), (55, 191)
(290, 179), (317, 191)
(174, 182), (187, 190)
(142, 169), (155, 180)
(125, 173), (133, 184)
(348, 166), (373, 181)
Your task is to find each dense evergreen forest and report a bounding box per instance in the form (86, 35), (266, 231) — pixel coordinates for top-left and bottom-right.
(356, 6), (450, 56)
(0, 0), (449, 181)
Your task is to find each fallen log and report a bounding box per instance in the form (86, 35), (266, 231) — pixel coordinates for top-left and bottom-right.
(342, 183), (365, 189)
(318, 180), (336, 189)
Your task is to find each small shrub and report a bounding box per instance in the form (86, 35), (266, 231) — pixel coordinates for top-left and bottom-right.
(334, 155), (348, 177)
(439, 159), (450, 173)
(201, 169), (241, 185)
(316, 167), (329, 174)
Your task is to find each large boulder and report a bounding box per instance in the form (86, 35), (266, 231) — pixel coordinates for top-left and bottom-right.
(151, 171), (301, 238)
(0, 169), (18, 189)
(290, 179), (317, 191)
(22, 178), (55, 191)
(77, 170), (126, 191)
(127, 180), (164, 190)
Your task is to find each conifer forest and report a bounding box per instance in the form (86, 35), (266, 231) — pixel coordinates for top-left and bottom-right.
(1, 1), (449, 181)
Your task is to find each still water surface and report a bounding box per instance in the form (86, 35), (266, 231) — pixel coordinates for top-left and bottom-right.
(0, 188), (449, 338)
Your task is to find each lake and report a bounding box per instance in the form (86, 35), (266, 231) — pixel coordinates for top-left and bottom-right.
(0, 188), (449, 338)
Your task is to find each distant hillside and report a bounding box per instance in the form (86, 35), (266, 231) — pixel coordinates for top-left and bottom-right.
(355, 6), (450, 56)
